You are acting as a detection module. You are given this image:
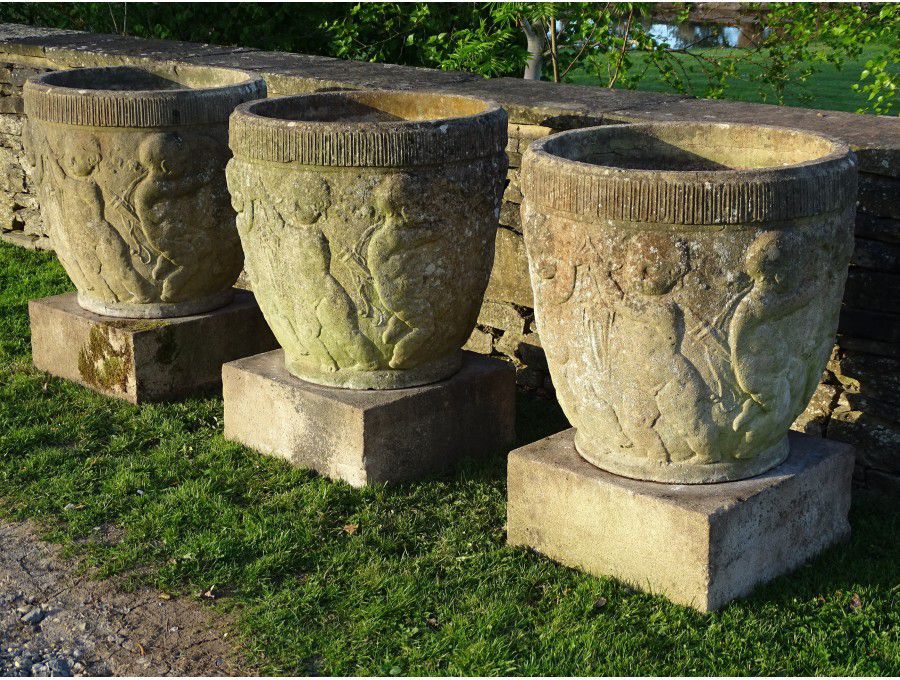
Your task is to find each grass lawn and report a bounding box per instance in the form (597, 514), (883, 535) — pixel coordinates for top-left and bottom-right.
(0, 242), (898, 676)
(569, 44), (898, 115)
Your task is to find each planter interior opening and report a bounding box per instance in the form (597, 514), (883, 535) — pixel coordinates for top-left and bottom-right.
(543, 124), (842, 171)
(38, 65), (252, 92)
(249, 91), (490, 124)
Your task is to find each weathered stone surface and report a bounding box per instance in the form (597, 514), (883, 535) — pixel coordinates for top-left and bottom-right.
(507, 428), (854, 612)
(828, 397), (900, 474)
(837, 334), (900, 359)
(852, 238), (900, 273)
(829, 350), (900, 407)
(855, 213), (900, 244)
(858, 173), (900, 219)
(222, 349), (516, 486)
(839, 308), (900, 343)
(29, 290), (277, 403)
(844, 270), (900, 313)
(495, 331), (544, 367)
(477, 300), (527, 334)
(484, 227), (533, 308)
(463, 327), (493, 354)
(0, 95), (22, 114)
(498, 200), (522, 232)
(24, 64), (265, 318)
(522, 122), (857, 483)
(791, 381), (839, 437)
(227, 91), (507, 389)
(867, 469), (900, 496)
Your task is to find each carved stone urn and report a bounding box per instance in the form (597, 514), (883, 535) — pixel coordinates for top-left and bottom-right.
(226, 91), (507, 389)
(24, 65), (266, 318)
(521, 122), (857, 483)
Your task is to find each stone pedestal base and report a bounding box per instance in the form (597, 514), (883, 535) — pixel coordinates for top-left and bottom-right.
(29, 291), (277, 404)
(222, 349), (516, 486)
(507, 429), (854, 612)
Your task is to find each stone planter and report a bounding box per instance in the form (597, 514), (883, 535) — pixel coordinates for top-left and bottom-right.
(226, 91), (507, 389)
(521, 122), (857, 483)
(24, 65), (265, 318)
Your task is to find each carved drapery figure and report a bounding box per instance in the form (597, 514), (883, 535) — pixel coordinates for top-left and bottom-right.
(24, 65), (266, 318)
(226, 91), (507, 389)
(522, 122), (857, 483)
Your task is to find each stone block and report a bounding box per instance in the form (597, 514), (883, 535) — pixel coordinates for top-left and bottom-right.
(222, 349), (516, 486)
(839, 308), (900, 343)
(477, 299), (526, 334)
(29, 290), (277, 403)
(791, 381), (839, 437)
(507, 428), (854, 612)
(858, 173), (900, 219)
(866, 469), (900, 496)
(463, 327), (493, 354)
(829, 350), (900, 407)
(838, 334), (900, 360)
(0, 95), (23, 114)
(855, 213), (900, 244)
(852, 238), (900, 273)
(844, 269), (900, 313)
(485, 227), (533, 308)
(828, 396), (900, 474)
(498, 200), (522, 232)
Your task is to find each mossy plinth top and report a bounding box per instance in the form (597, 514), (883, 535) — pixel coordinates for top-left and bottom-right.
(521, 121), (857, 484)
(229, 90), (507, 166)
(24, 64), (265, 128)
(523, 122), (856, 225)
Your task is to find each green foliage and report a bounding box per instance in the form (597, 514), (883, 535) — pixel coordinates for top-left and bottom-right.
(319, 3), (527, 77)
(0, 243), (898, 675)
(0, 3), (895, 113)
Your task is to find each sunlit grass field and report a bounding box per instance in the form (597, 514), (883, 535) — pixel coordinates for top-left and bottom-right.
(570, 44), (898, 115)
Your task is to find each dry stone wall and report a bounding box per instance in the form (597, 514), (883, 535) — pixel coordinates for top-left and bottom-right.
(0, 23), (898, 494)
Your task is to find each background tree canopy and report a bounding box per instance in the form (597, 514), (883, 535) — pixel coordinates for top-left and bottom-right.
(1, 2), (896, 114)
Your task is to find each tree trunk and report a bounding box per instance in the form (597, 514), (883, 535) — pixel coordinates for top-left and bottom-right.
(521, 19), (545, 80)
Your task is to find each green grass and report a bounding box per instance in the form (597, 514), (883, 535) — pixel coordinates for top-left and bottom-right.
(569, 44), (898, 115)
(0, 242), (898, 675)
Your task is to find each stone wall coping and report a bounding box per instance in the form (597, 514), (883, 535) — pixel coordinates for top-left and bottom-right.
(523, 122), (857, 224)
(1, 22), (898, 176)
(228, 90), (507, 166)
(23, 64), (265, 127)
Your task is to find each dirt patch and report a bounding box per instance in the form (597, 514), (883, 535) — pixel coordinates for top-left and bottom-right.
(0, 519), (254, 677)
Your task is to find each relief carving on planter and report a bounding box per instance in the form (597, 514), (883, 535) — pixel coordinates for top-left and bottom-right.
(24, 65), (266, 317)
(227, 91), (507, 389)
(522, 123), (858, 483)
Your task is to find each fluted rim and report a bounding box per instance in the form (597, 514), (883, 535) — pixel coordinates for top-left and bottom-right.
(229, 90), (507, 166)
(523, 122), (857, 224)
(24, 64), (266, 128)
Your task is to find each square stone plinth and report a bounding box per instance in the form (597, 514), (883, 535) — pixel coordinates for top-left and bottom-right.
(222, 349), (516, 486)
(507, 429), (854, 612)
(30, 291), (277, 403)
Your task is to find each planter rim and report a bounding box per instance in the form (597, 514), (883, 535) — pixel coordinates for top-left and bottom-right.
(523, 122), (857, 225)
(24, 64), (266, 128)
(229, 90), (507, 167)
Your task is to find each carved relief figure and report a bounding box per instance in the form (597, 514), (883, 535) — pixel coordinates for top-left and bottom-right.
(24, 65), (265, 318)
(522, 122), (857, 483)
(226, 91), (507, 388)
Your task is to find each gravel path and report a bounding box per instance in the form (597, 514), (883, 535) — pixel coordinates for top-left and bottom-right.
(0, 520), (252, 676)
